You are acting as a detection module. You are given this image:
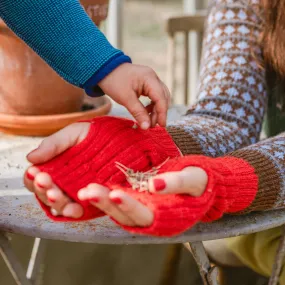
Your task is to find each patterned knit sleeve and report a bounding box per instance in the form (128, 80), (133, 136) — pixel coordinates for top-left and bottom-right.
(167, 0), (267, 157)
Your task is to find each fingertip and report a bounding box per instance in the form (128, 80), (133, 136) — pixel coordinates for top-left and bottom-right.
(26, 166), (39, 180)
(148, 176), (165, 193)
(141, 121), (150, 130)
(153, 178), (167, 192)
(77, 188), (87, 200)
(62, 203), (83, 219)
(110, 196), (123, 205)
(26, 148), (39, 163)
(27, 143), (49, 164)
(126, 98), (151, 130)
(109, 189), (122, 198)
(148, 172), (178, 194)
(157, 114), (167, 127)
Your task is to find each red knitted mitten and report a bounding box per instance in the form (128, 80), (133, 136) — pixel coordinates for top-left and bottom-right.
(35, 116), (180, 221)
(112, 155), (258, 237)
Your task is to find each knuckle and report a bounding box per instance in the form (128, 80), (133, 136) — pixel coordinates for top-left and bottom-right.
(144, 67), (156, 77)
(133, 109), (147, 119)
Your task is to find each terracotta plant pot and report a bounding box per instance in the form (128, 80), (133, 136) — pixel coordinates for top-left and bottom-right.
(0, 0), (109, 116)
(0, 97), (112, 137)
(81, 0), (109, 25)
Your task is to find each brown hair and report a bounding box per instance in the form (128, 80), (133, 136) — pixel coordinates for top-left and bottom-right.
(262, 0), (285, 78)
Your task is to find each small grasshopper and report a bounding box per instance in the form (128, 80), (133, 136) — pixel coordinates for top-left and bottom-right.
(115, 158), (169, 192)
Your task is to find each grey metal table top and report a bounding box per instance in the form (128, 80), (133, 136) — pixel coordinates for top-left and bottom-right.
(1, 105), (285, 244)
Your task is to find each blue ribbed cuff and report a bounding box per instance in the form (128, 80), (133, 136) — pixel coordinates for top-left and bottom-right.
(84, 53), (132, 97)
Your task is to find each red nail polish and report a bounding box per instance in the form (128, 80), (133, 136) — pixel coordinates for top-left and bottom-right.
(89, 197), (100, 204)
(48, 198), (56, 203)
(26, 172), (35, 181)
(36, 182), (45, 188)
(153, 179), (166, 191)
(111, 197), (122, 205)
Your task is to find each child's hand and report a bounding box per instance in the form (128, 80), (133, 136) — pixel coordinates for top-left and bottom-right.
(98, 63), (170, 129)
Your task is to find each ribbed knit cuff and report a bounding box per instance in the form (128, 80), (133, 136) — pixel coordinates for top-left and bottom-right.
(166, 126), (204, 155)
(202, 156), (258, 222)
(113, 155), (258, 237)
(230, 149), (282, 212)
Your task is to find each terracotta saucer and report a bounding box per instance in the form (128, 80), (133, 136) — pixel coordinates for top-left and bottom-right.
(0, 97), (112, 137)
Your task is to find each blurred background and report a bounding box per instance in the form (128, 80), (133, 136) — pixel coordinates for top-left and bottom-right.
(104, 0), (208, 105)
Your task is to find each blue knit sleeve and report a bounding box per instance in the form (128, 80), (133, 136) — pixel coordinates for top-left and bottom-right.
(0, 0), (131, 97)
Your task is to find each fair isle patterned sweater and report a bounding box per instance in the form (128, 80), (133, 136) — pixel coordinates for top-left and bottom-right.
(167, 0), (285, 212)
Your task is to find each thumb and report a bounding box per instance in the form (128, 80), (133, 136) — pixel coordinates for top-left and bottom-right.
(27, 123), (91, 164)
(149, 167), (208, 196)
(125, 96), (151, 130)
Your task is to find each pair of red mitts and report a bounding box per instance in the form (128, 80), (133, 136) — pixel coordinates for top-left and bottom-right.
(35, 117), (258, 237)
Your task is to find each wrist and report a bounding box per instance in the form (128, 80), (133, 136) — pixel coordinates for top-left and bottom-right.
(215, 156), (258, 213)
(98, 61), (132, 84)
(84, 54), (132, 97)
(201, 156), (258, 221)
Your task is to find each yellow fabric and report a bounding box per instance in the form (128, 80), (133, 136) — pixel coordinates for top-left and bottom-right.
(227, 227), (285, 284)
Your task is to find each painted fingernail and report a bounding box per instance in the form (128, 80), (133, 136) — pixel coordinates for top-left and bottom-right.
(48, 198), (56, 203)
(89, 197), (100, 204)
(36, 182), (45, 188)
(111, 197), (123, 205)
(26, 172), (35, 180)
(141, 121), (150, 130)
(153, 179), (166, 191)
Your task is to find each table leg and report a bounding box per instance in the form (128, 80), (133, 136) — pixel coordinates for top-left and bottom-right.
(0, 232), (47, 285)
(0, 231), (32, 285)
(158, 244), (182, 285)
(26, 238), (47, 285)
(184, 242), (220, 285)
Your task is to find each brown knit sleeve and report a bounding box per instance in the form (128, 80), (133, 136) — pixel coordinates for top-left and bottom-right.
(167, 0), (267, 157)
(228, 133), (285, 212)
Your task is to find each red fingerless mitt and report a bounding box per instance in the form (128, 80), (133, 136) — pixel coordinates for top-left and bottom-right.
(113, 155), (258, 236)
(35, 116), (180, 221)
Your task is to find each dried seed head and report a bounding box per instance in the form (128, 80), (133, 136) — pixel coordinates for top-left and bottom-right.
(115, 158), (169, 192)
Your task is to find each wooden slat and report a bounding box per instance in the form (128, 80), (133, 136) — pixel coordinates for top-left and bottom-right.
(165, 13), (206, 35)
(167, 34), (176, 102)
(184, 31), (189, 105)
(165, 13), (206, 104)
